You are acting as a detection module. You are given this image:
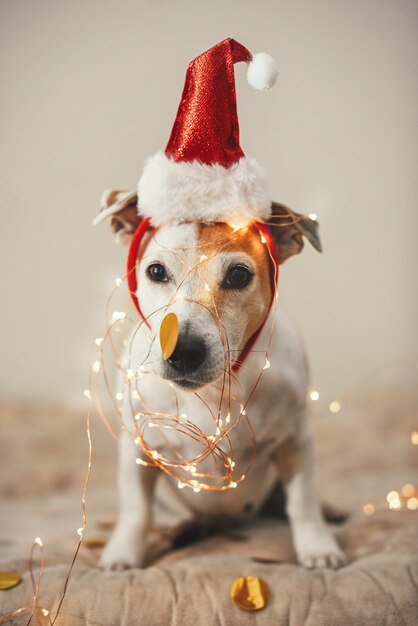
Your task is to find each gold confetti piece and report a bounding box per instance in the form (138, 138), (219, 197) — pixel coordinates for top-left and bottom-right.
(0, 571), (22, 590)
(230, 576), (270, 611)
(159, 312), (179, 361)
(83, 536), (107, 549)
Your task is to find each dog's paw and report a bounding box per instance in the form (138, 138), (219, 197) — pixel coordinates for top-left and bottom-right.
(294, 521), (347, 570)
(98, 548), (147, 570)
(97, 525), (147, 570)
(98, 557), (130, 571)
(300, 550), (347, 570)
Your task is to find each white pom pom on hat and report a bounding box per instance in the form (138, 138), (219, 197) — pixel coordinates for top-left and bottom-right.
(247, 52), (279, 91)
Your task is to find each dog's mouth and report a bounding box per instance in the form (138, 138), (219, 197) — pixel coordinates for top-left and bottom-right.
(172, 378), (208, 391)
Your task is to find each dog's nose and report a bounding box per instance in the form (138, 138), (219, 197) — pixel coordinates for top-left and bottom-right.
(167, 335), (206, 373)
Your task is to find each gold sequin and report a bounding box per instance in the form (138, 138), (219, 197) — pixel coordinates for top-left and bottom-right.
(0, 571), (22, 590)
(160, 312), (179, 360)
(230, 576), (270, 611)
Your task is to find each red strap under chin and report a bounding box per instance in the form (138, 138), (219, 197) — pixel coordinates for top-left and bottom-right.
(126, 219), (279, 372)
(231, 221), (279, 372)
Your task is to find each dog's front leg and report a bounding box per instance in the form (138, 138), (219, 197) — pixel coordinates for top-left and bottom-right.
(99, 431), (159, 570)
(278, 421), (347, 569)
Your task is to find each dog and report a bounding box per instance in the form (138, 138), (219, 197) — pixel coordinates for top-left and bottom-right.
(96, 189), (346, 571)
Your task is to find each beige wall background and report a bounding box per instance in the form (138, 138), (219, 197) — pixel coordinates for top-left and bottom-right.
(1, 0), (417, 407)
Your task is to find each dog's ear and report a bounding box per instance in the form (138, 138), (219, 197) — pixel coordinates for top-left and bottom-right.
(267, 201), (322, 264)
(93, 189), (142, 245)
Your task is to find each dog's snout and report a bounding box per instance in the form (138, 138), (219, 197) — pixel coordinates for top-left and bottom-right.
(167, 335), (206, 373)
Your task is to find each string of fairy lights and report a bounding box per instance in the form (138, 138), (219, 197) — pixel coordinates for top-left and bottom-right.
(2, 216), (416, 625)
(86, 222), (279, 493)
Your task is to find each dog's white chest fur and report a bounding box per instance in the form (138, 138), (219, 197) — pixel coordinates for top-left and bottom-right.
(126, 311), (308, 517)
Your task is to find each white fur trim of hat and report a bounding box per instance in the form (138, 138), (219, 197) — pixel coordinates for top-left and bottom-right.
(137, 151), (271, 226)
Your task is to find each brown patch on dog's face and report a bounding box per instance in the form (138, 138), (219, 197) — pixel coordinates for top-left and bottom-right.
(197, 223), (273, 350)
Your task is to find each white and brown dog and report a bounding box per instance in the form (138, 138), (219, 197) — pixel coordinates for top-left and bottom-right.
(96, 190), (346, 571)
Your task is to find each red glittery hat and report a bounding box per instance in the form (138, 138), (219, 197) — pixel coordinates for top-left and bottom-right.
(138, 38), (278, 226)
(166, 39), (253, 168)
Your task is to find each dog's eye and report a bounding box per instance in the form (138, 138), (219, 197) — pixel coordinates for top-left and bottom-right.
(147, 263), (168, 282)
(222, 265), (253, 290)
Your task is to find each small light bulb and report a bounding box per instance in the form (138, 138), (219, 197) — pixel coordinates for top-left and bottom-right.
(308, 212), (317, 221)
(401, 484), (415, 498)
(362, 503), (375, 516)
(115, 277), (122, 287)
(77, 528), (84, 537)
(329, 400), (341, 413)
(134, 412), (142, 421)
(263, 358), (270, 370)
(116, 392), (123, 401)
(230, 482), (237, 488)
(389, 497), (401, 510)
(136, 457), (147, 466)
(134, 437), (140, 445)
(411, 431), (418, 445)
(407, 497), (418, 510)
(189, 465), (197, 474)
(386, 490), (399, 503)
(126, 369), (134, 380)
(225, 412), (231, 425)
(193, 487), (201, 493)
(310, 390), (319, 401)
(112, 311), (126, 320)
(177, 482), (185, 489)
(95, 337), (104, 346)
(260, 234), (267, 244)
(92, 360), (101, 373)
(83, 389), (91, 400)
(215, 427), (221, 436)
(151, 450), (159, 459)
(34, 537), (43, 547)
(132, 390), (140, 400)
(200, 254), (208, 261)
(204, 283), (211, 292)
(41, 608), (50, 616)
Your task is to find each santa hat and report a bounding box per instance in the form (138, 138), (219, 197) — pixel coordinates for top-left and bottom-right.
(138, 38), (278, 226)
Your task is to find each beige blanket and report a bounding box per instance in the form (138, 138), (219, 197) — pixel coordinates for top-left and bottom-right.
(1, 390), (417, 625)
